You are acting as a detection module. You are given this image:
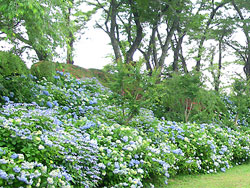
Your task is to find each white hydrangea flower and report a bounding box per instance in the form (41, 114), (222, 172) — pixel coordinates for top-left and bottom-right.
(47, 177), (54, 184)
(18, 154), (24, 160)
(38, 145), (45, 150)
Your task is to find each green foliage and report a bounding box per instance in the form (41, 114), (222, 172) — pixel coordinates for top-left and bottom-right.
(0, 74), (37, 104)
(30, 61), (57, 81)
(224, 78), (250, 127)
(0, 51), (29, 77)
(104, 60), (160, 124)
(0, 0), (71, 60)
(150, 72), (203, 122)
(0, 51), (31, 104)
(190, 89), (228, 123)
(150, 72), (227, 123)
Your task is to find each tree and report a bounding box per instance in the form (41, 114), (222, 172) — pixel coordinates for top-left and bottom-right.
(0, 0), (68, 61)
(90, 0), (145, 64)
(229, 0), (250, 79)
(92, 0), (194, 73)
(201, 10), (235, 92)
(192, 0), (230, 72)
(64, 0), (96, 64)
(138, 0), (182, 72)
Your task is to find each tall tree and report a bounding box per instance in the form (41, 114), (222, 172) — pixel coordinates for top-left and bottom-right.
(90, 0), (144, 63)
(137, 0), (190, 72)
(230, 0), (250, 79)
(193, 0), (230, 72)
(0, 0), (68, 61)
(204, 11), (235, 91)
(64, 0), (95, 64)
(169, 0), (207, 74)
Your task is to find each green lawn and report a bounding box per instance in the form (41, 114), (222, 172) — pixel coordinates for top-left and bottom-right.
(167, 162), (250, 188)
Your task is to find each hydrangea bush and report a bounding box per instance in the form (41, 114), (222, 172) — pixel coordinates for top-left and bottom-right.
(1, 71), (250, 187)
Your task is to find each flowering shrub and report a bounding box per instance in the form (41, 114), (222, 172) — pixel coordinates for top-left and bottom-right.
(0, 103), (101, 187)
(1, 71), (250, 187)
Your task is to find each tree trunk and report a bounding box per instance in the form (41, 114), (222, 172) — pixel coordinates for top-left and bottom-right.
(66, 5), (74, 64)
(139, 25), (157, 73)
(172, 32), (185, 72)
(215, 39), (223, 91)
(158, 19), (178, 68)
(34, 48), (49, 61)
(195, 1), (228, 71)
(244, 58), (250, 80)
(110, 0), (122, 62)
(172, 40), (179, 72)
(231, 0), (250, 80)
(125, 0), (143, 64)
(179, 49), (188, 74)
(67, 32), (74, 64)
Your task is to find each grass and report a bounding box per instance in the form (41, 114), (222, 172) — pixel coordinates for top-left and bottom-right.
(166, 162), (250, 188)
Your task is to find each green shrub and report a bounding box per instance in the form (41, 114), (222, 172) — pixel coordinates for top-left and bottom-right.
(190, 89), (228, 123)
(104, 60), (160, 125)
(223, 78), (250, 128)
(30, 61), (56, 81)
(2, 70), (250, 187)
(149, 72), (228, 123)
(0, 75), (37, 104)
(0, 51), (29, 77)
(150, 72), (203, 122)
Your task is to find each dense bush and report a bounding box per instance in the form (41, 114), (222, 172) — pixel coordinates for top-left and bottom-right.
(0, 51), (31, 104)
(0, 74), (37, 104)
(104, 60), (160, 124)
(0, 51), (29, 78)
(227, 78), (250, 127)
(30, 61), (57, 81)
(104, 63), (229, 124)
(1, 71), (250, 187)
(149, 72), (203, 122)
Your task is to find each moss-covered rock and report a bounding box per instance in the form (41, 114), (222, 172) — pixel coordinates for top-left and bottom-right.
(30, 61), (57, 81)
(0, 51), (29, 77)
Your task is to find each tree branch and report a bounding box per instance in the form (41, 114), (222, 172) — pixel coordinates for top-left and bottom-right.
(225, 41), (246, 62)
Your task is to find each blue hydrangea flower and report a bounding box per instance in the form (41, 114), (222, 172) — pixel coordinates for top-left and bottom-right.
(121, 136), (128, 142)
(11, 153), (19, 159)
(63, 106), (69, 111)
(9, 92), (14, 98)
(89, 98), (97, 105)
(2, 96), (10, 102)
(53, 101), (59, 106)
(47, 101), (53, 108)
(54, 75), (60, 79)
(42, 90), (50, 96)
(221, 167), (226, 172)
(13, 166), (21, 173)
(114, 162), (120, 169)
(0, 169), (8, 180)
(172, 149), (183, 155)
(57, 71), (64, 76)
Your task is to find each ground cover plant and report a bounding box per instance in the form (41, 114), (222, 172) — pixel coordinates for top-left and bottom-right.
(1, 71), (250, 187)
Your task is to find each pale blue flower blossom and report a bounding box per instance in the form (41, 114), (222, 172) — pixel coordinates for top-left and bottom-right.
(11, 153), (19, 159)
(0, 169), (8, 180)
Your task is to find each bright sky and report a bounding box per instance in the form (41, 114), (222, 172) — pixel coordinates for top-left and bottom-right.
(74, 26), (113, 69)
